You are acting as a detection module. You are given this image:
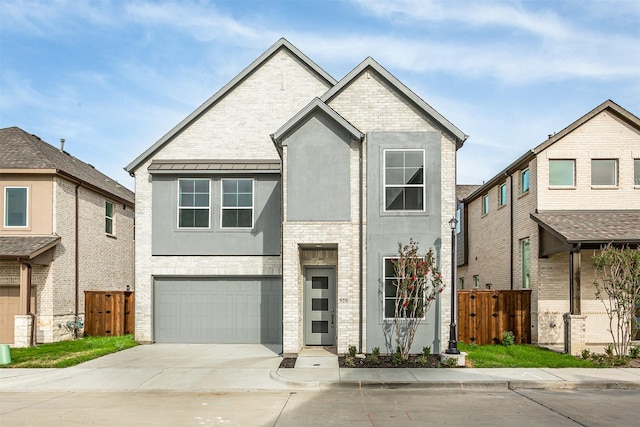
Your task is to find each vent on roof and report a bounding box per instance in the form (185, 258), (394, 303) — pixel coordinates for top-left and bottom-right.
(88, 164), (95, 168)
(60, 138), (65, 152)
(31, 133), (42, 140)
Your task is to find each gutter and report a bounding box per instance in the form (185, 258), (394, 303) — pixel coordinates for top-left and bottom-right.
(270, 134), (285, 355)
(74, 182), (81, 339)
(509, 173), (514, 290)
(358, 134), (364, 353)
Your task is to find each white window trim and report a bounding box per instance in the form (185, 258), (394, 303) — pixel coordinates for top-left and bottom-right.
(382, 256), (427, 320)
(220, 178), (254, 229)
(4, 186), (29, 228)
(548, 159), (576, 189)
(177, 178), (211, 229)
(590, 159), (618, 188)
(383, 149), (426, 213)
(498, 183), (507, 207)
(520, 169), (530, 195)
(105, 200), (115, 235)
(481, 194), (489, 216)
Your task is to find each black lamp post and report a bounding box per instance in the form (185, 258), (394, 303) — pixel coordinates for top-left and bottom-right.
(446, 217), (460, 355)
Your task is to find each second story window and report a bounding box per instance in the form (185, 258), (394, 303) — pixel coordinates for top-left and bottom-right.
(384, 149), (425, 211)
(178, 179), (210, 228)
(221, 178), (253, 228)
(591, 159), (617, 186)
(105, 201), (114, 235)
(635, 159), (640, 186)
(520, 169), (530, 194)
(498, 183), (507, 206)
(455, 208), (461, 233)
(482, 194), (489, 215)
(549, 159), (575, 186)
(4, 186), (28, 228)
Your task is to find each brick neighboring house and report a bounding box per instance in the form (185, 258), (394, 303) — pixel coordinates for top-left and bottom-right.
(0, 127), (135, 347)
(457, 100), (640, 354)
(126, 38), (467, 355)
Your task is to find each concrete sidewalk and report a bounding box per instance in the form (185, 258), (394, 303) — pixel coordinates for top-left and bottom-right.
(1, 344), (639, 393)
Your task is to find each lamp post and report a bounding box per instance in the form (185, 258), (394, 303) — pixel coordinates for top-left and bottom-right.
(446, 217), (460, 354)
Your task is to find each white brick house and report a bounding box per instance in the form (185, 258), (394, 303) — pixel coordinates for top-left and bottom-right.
(0, 127), (135, 347)
(457, 100), (640, 354)
(126, 39), (467, 355)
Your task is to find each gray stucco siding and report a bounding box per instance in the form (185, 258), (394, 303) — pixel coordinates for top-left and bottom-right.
(284, 113), (351, 221)
(365, 131), (443, 353)
(151, 175), (281, 255)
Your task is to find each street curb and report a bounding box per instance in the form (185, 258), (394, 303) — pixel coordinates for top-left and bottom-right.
(508, 381), (640, 391)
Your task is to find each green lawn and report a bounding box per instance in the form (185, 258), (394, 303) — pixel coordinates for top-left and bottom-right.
(2, 335), (138, 368)
(459, 343), (595, 368)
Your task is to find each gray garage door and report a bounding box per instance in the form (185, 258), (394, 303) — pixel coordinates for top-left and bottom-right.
(153, 277), (282, 344)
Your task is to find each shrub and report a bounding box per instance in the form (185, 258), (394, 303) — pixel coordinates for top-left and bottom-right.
(629, 346), (640, 359)
(422, 346), (431, 356)
(372, 347), (381, 357)
(502, 331), (515, 347)
(415, 355), (428, 366)
(344, 356), (356, 367)
(348, 345), (357, 357)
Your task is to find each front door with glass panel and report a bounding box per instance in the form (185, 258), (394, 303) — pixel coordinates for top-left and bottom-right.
(304, 268), (335, 346)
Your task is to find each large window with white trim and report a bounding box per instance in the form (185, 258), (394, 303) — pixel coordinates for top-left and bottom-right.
(178, 179), (210, 228)
(383, 257), (425, 319)
(549, 159), (575, 186)
(221, 178), (253, 228)
(591, 159), (617, 186)
(4, 186), (28, 227)
(384, 149), (425, 211)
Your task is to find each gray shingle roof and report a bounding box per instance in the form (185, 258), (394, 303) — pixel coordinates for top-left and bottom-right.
(148, 159), (281, 173)
(0, 235), (61, 258)
(531, 211), (640, 244)
(0, 127), (134, 204)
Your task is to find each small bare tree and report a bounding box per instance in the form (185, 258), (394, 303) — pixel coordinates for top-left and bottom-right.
(593, 245), (640, 357)
(391, 239), (444, 361)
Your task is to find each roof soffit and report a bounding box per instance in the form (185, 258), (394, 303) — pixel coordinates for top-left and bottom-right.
(125, 38), (337, 173)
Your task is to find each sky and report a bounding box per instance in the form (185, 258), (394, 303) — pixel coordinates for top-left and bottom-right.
(1, 0), (639, 190)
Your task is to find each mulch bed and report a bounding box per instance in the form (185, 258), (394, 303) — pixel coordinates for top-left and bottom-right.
(338, 354), (442, 368)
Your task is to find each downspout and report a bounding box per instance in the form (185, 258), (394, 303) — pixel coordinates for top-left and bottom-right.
(358, 135), (364, 353)
(270, 134), (285, 355)
(509, 173), (514, 290)
(74, 183), (81, 339)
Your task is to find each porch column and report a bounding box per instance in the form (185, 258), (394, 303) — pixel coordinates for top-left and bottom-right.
(569, 246), (581, 315)
(19, 262), (29, 314)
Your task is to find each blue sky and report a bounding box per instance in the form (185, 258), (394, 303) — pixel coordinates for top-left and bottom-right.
(1, 0), (639, 190)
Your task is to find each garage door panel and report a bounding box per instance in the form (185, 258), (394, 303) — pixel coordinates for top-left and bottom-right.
(154, 277), (282, 344)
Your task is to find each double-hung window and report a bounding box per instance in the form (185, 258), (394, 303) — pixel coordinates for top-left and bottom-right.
(498, 183), (507, 206)
(591, 159), (617, 186)
(521, 169), (530, 194)
(221, 178), (253, 228)
(178, 179), (210, 228)
(4, 187), (28, 228)
(105, 201), (114, 235)
(383, 257), (425, 319)
(549, 159), (575, 186)
(384, 149), (425, 211)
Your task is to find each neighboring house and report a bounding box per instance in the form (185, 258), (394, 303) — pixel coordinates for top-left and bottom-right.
(457, 100), (640, 354)
(126, 38), (467, 355)
(0, 127), (135, 347)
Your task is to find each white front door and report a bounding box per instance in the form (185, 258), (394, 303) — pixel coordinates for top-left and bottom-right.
(304, 267), (335, 346)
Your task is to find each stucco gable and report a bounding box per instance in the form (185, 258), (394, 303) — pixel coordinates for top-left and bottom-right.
(126, 38), (336, 173)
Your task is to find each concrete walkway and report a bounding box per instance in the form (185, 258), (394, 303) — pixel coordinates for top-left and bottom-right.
(1, 344), (639, 393)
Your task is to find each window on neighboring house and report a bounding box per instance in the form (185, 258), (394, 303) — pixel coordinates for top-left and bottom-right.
(549, 159), (575, 186)
(221, 178), (253, 228)
(473, 275), (479, 288)
(459, 277), (465, 290)
(455, 208), (461, 233)
(521, 238), (530, 289)
(498, 183), (507, 206)
(521, 169), (530, 194)
(384, 149), (425, 211)
(481, 194), (489, 215)
(105, 201), (114, 235)
(591, 159), (617, 186)
(178, 179), (210, 228)
(4, 187), (28, 227)
(383, 257), (425, 319)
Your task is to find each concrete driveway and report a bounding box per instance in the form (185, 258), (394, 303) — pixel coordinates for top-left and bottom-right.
(0, 343), (287, 393)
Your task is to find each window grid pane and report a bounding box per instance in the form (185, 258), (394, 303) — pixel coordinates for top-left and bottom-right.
(221, 179), (253, 228)
(384, 150), (425, 211)
(178, 179), (210, 228)
(383, 257), (424, 319)
(105, 201), (114, 234)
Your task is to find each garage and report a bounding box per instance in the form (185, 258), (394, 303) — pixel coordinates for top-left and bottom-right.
(153, 277), (282, 344)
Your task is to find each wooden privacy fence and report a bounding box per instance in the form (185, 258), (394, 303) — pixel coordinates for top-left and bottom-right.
(84, 291), (134, 337)
(458, 290), (531, 345)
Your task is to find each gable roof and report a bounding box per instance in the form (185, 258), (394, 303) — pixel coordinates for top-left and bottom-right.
(125, 38), (336, 174)
(0, 235), (61, 259)
(0, 127), (134, 205)
(320, 57), (468, 147)
(463, 100), (640, 204)
(271, 97), (364, 147)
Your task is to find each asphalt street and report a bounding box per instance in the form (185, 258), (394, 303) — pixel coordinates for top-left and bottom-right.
(1, 388), (638, 426)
